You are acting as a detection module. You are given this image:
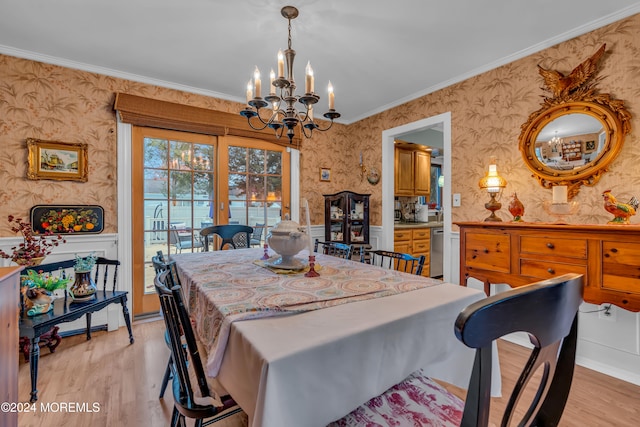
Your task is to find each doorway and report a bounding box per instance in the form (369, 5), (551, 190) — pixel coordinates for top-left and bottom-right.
(381, 112), (452, 282)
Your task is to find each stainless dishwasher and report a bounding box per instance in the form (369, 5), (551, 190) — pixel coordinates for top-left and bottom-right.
(430, 227), (443, 278)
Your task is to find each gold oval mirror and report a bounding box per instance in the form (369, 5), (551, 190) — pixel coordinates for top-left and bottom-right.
(518, 44), (631, 198)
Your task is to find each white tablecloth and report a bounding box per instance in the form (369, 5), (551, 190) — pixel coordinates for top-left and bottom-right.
(174, 250), (497, 427)
(220, 283), (492, 426)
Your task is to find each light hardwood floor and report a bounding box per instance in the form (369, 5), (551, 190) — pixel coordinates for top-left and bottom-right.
(17, 320), (640, 426)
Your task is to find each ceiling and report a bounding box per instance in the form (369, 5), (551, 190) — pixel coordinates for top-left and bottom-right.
(1, 1), (640, 124)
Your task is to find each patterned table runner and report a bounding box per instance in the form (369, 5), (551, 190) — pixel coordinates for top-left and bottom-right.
(172, 248), (442, 376)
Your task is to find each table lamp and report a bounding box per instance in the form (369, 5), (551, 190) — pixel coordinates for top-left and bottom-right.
(478, 159), (507, 221)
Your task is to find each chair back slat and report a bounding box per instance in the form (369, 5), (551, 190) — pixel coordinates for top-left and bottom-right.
(364, 249), (425, 275)
(455, 273), (584, 427)
(314, 239), (354, 259)
(200, 225), (253, 251)
(94, 257), (120, 293)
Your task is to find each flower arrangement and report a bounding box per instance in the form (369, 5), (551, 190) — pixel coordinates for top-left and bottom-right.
(23, 269), (71, 292)
(74, 252), (97, 272)
(0, 215), (66, 265)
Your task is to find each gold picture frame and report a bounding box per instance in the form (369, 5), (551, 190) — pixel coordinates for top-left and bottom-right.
(27, 138), (88, 182)
(319, 167), (331, 182)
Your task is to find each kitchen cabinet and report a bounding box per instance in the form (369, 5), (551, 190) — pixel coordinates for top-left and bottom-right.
(394, 142), (431, 196)
(324, 191), (370, 246)
(457, 221), (640, 311)
(393, 227), (430, 277)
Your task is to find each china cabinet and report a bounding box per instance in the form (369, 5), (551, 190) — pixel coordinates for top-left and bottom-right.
(324, 191), (370, 245)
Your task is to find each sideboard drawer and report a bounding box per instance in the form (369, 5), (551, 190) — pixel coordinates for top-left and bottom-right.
(602, 241), (640, 294)
(520, 259), (586, 280)
(464, 232), (510, 273)
(520, 236), (587, 259)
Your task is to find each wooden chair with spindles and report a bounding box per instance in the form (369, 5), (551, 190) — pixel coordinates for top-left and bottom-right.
(155, 270), (244, 426)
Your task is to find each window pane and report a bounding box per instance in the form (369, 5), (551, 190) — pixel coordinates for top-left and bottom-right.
(194, 172), (214, 201)
(229, 173), (247, 200)
(144, 169), (168, 198)
(193, 144), (214, 171)
(144, 138), (167, 168)
(266, 150), (281, 174)
(266, 176), (282, 200)
(229, 146), (247, 172)
(249, 175), (266, 201)
(170, 171), (193, 200)
(249, 148), (265, 174)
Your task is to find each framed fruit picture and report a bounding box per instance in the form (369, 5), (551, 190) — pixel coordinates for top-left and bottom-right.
(30, 205), (104, 234)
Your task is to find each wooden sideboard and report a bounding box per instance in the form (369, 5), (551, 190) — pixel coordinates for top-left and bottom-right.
(0, 266), (22, 427)
(456, 222), (640, 312)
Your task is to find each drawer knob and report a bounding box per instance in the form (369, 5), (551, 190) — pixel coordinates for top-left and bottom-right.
(546, 243), (555, 249)
(547, 268), (555, 274)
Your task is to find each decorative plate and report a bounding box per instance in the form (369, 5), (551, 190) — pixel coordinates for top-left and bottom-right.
(367, 167), (380, 185)
(30, 205), (104, 234)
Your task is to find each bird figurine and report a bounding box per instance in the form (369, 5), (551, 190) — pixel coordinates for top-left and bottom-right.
(508, 192), (525, 222)
(21, 286), (54, 316)
(538, 44), (606, 99)
(602, 190), (639, 225)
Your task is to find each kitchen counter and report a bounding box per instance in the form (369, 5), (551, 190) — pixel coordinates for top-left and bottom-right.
(394, 221), (443, 229)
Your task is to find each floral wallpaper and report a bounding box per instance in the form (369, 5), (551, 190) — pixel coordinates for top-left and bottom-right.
(337, 14), (640, 226)
(1, 13), (640, 236)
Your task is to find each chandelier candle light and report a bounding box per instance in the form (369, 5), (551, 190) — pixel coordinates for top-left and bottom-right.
(240, 6), (340, 144)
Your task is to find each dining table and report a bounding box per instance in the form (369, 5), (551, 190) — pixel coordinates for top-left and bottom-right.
(171, 248), (499, 427)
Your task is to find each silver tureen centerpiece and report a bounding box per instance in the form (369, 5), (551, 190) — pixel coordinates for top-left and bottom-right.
(266, 215), (310, 268)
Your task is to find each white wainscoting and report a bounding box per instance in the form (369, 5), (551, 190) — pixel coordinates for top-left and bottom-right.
(450, 230), (640, 386)
(1, 233), (129, 335)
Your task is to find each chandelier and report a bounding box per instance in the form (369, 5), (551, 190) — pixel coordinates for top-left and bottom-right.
(240, 6), (340, 143)
(549, 130), (561, 145)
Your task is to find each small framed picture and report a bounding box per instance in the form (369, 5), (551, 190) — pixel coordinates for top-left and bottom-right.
(27, 138), (88, 182)
(584, 140), (597, 153)
(319, 167), (331, 182)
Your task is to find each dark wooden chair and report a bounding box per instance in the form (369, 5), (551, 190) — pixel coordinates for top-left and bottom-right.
(330, 273), (584, 427)
(362, 249), (425, 275)
(151, 250), (177, 399)
(155, 270), (243, 426)
(200, 225), (253, 251)
(314, 239), (354, 259)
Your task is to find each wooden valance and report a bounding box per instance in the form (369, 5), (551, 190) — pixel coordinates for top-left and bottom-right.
(113, 93), (301, 148)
